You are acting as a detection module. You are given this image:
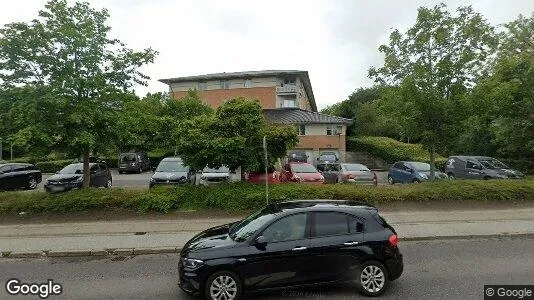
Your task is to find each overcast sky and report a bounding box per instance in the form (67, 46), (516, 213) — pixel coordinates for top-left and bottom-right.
(2, 0), (534, 110)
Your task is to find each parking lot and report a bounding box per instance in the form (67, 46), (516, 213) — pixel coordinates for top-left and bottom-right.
(36, 170), (390, 191)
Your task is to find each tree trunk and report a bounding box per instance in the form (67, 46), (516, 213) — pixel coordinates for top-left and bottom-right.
(83, 148), (90, 188)
(429, 146), (436, 181)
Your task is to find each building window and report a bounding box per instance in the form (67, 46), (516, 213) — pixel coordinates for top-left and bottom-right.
(220, 80), (230, 89)
(244, 79), (251, 88)
(296, 124), (306, 136)
(283, 99), (297, 108)
(198, 82), (207, 91)
(284, 78), (296, 85)
(326, 125), (342, 136)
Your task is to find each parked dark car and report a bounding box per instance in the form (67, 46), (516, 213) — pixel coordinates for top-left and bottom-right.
(280, 162), (324, 184)
(178, 200), (403, 299)
(444, 156), (524, 180)
(44, 163), (112, 193)
(287, 150), (308, 163)
(388, 161), (448, 184)
(72, 156), (106, 164)
(338, 163), (378, 185)
(118, 152), (150, 174)
(0, 163), (42, 191)
(149, 157), (195, 188)
(316, 152), (339, 164)
(316, 163), (340, 184)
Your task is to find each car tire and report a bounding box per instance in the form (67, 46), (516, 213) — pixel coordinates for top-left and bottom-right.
(26, 177), (38, 190)
(387, 175), (394, 185)
(447, 173), (455, 179)
(356, 260), (389, 297)
(412, 178), (421, 183)
(204, 270), (242, 300)
(105, 178), (112, 188)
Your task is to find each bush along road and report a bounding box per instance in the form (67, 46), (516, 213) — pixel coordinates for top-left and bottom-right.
(1, 179), (534, 216)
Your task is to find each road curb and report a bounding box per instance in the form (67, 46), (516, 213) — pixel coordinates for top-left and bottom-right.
(1, 233), (533, 259)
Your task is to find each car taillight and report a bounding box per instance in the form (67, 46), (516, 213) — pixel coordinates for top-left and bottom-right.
(345, 174), (355, 179)
(388, 234), (398, 247)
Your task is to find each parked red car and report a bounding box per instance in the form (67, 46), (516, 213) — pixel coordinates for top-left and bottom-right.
(280, 162), (324, 184)
(245, 171), (281, 184)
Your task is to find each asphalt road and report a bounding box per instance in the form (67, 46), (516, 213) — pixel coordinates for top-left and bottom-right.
(35, 171), (391, 191)
(1, 237), (532, 300)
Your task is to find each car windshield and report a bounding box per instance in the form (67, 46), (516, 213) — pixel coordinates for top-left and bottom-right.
(230, 206), (277, 242)
(479, 159), (508, 169)
(156, 161), (188, 172)
(319, 154), (337, 161)
(120, 154), (137, 162)
(59, 164), (84, 174)
(343, 164), (370, 172)
(291, 164), (318, 173)
(203, 166), (229, 173)
(410, 162), (431, 171)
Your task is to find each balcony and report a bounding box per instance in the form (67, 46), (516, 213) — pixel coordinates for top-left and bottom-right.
(276, 85), (297, 94)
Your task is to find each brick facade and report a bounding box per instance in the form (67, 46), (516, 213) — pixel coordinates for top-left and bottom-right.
(172, 87), (277, 109)
(296, 135), (346, 152)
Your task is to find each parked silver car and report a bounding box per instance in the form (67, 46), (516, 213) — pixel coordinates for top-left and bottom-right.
(338, 163), (377, 185)
(445, 156), (524, 180)
(199, 166), (232, 186)
(149, 157), (195, 188)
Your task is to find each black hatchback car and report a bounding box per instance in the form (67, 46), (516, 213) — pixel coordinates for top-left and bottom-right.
(179, 200), (403, 299)
(0, 163), (42, 191)
(44, 163), (112, 192)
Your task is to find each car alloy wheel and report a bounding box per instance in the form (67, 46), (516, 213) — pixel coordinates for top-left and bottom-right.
(206, 271), (241, 300)
(387, 175), (394, 185)
(447, 173), (455, 179)
(412, 179), (421, 183)
(106, 179), (112, 188)
(357, 261), (388, 296)
(27, 177), (38, 190)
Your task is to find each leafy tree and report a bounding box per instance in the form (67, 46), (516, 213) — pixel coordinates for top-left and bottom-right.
(176, 98), (298, 179)
(0, 0), (157, 186)
(369, 3), (497, 179)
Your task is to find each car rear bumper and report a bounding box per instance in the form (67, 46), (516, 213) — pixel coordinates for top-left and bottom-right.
(118, 165), (140, 172)
(385, 253), (403, 281)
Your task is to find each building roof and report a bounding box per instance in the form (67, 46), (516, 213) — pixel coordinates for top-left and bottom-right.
(159, 70), (317, 111)
(263, 108), (353, 125)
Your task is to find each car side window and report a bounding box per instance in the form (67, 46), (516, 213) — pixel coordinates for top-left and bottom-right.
(393, 162), (403, 169)
(0, 165), (12, 173)
(12, 164), (27, 172)
(466, 160), (479, 169)
(349, 215), (365, 233)
(261, 213), (307, 243)
(314, 212), (351, 237)
(100, 164), (108, 171)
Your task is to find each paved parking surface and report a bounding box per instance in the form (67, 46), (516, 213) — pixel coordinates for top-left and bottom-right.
(38, 169), (152, 191)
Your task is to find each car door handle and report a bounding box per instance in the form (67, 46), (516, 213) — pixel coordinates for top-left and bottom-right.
(344, 241), (359, 246)
(292, 246), (307, 251)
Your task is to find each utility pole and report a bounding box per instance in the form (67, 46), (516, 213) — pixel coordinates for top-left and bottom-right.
(263, 136), (269, 205)
(10, 142), (13, 161)
(0, 139), (3, 161)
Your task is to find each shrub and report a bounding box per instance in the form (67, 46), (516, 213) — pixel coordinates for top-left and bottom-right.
(35, 160), (73, 173)
(1, 180), (533, 216)
(348, 136), (447, 170)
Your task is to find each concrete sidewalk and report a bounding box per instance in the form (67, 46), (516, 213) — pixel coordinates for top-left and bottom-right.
(1, 208), (534, 258)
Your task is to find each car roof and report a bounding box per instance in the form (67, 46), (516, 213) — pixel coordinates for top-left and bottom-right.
(288, 162), (311, 165)
(270, 200), (377, 214)
(449, 156), (493, 160)
(0, 163), (32, 166)
(161, 157), (183, 161)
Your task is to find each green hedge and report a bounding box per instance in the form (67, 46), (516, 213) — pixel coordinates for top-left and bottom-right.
(35, 160), (73, 173)
(1, 180), (533, 215)
(348, 136), (447, 170)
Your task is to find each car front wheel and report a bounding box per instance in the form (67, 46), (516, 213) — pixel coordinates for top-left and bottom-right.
(356, 261), (389, 297)
(205, 271), (242, 300)
(387, 175), (394, 185)
(105, 178), (112, 188)
(27, 177), (38, 190)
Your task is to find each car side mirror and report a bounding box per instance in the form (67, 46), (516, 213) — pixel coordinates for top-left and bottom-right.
(255, 236), (267, 247)
(151, 166), (156, 172)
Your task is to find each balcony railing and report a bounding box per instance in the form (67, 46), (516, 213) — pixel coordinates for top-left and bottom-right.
(276, 85), (297, 94)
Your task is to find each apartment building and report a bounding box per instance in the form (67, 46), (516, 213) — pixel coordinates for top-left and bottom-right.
(159, 70), (352, 162)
